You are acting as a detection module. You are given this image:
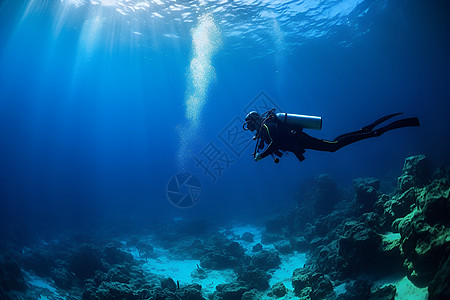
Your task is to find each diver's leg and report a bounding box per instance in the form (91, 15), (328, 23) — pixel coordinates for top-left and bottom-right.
(329, 117), (420, 151)
(300, 116), (419, 153)
(332, 131), (377, 151)
(299, 133), (342, 152)
(300, 131), (378, 152)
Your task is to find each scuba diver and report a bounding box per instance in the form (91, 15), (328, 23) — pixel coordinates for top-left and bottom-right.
(243, 109), (420, 163)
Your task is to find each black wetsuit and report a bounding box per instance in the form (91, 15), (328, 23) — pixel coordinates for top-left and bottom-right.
(256, 112), (420, 162)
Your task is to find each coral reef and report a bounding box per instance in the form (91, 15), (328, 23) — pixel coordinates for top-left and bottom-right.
(1, 154), (448, 299)
(69, 244), (104, 279)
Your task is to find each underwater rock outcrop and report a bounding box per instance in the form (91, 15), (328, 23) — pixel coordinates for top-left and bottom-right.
(304, 211), (403, 280)
(292, 267), (334, 300)
(236, 268), (270, 291)
(103, 242), (134, 266)
(300, 154), (449, 292)
(212, 282), (250, 300)
(398, 154), (431, 191)
(352, 177), (380, 215)
(270, 282), (287, 298)
(296, 174), (345, 222)
(0, 255), (27, 292)
(22, 249), (55, 278)
(396, 175), (450, 287)
(240, 232), (254, 243)
(249, 250), (281, 271)
(428, 252), (450, 300)
(199, 234), (246, 269)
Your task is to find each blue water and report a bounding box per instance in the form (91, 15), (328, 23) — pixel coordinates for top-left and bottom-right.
(0, 0), (449, 238)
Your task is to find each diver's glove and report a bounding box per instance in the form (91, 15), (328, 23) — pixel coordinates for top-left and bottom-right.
(254, 153), (263, 161)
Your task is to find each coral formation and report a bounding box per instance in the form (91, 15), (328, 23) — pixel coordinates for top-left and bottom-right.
(1, 154), (448, 299)
(69, 244), (104, 279)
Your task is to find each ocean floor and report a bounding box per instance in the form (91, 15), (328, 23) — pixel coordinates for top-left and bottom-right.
(3, 223), (429, 300)
(0, 155), (448, 299)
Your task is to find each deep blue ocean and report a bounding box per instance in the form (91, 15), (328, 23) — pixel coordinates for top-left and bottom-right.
(1, 0), (449, 237)
(0, 0), (449, 261)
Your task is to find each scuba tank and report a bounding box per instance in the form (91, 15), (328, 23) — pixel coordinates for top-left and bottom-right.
(275, 113), (322, 130)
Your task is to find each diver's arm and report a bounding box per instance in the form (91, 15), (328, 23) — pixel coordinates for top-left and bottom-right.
(258, 124), (278, 159)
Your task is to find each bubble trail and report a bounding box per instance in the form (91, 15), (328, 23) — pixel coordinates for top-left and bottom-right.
(177, 14), (221, 170)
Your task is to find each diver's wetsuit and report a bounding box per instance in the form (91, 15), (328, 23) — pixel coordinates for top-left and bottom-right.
(256, 112), (420, 162)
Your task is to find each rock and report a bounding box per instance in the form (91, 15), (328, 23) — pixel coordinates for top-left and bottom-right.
(93, 271), (109, 287)
(108, 265), (132, 284)
(388, 187), (416, 220)
(400, 155), (430, 188)
(136, 241), (154, 259)
(271, 282), (286, 298)
(396, 177), (450, 287)
(252, 243), (263, 252)
(378, 233), (404, 274)
(382, 186), (416, 231)
(241, 232), (254, 243)
(81, 262), (151, 300)
(292, 268), (334, 300)
(292, 268), (312, 295)
(309, 273), (334, 300)
(340, 279), (372, 300)
(0, 256), (27, 292)
(127, 236), (140, 246)
(291, 236), (309, 252)
(103, 243), (133, 265)
(337, 218), (382, 276)
(353, 177), (380, 215)
(226, 241), (245, 257)
(200, 252), (241, 270)
(250, 250), (281, 271)
(428, 253), (450, 300)
(237, 268), (270, 291)
(186, 239), (205, 260)
(51, 267), (74, 290)
(160, 277), (177, 292)
(182, 283), (204, 300)
(241, 289), (259, 300)
(214, 282), (249, 300)
(191, 267), (207, 279)
(83, 281), (141, 300)
(397, 175), (415, 193)
(199, 235), (246, 269)
(261, 232), (284, 244)
(314, 241), (340, 274)
(416, 177), (450, 226)
(369, 284), (396, 300)
(309, 237), (323, 248)
(274, 240), (292, 254)
(22, 250), (54, 277)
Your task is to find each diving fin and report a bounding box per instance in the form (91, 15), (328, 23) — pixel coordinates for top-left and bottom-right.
(361, 113), (403, 132)
(374, 117), (420, 136)
(334, 113), (403, 141)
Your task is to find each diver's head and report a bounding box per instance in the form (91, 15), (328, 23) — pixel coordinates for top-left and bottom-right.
(243, 111), (261, 131)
